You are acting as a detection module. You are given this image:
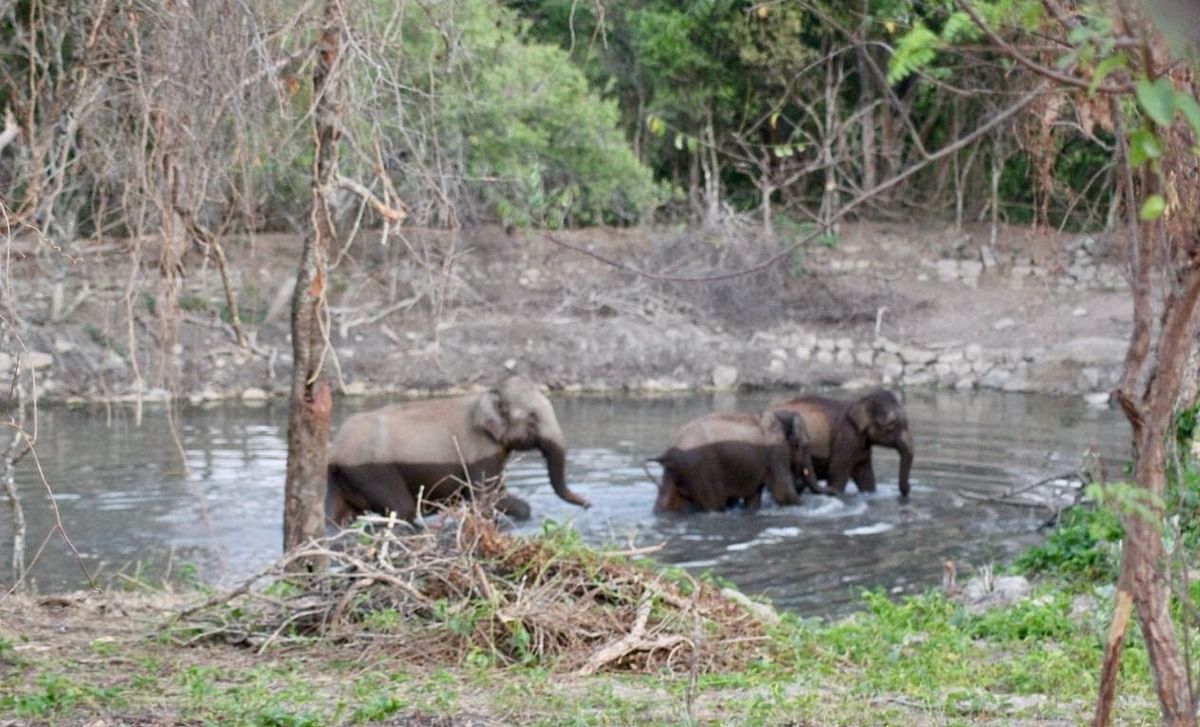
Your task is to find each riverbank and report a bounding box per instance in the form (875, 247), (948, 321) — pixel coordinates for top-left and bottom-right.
(5, 221), (1132, 405)
(0, 516), (1158, 727)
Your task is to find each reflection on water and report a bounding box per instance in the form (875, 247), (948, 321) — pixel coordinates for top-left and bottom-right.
(0, 389), (1128, 617)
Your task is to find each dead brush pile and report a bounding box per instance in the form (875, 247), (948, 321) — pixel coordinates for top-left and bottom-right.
(174, 504), (773, 675)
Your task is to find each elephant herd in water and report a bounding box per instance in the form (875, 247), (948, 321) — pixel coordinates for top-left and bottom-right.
(325, 375), (915, 527)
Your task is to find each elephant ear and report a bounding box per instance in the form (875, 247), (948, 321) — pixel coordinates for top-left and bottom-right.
(848, 400), (873, 433)
(472, 389), (508, 442)
(773, 411), (805, 447)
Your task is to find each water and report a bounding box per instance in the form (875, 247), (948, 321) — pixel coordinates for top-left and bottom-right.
(0, 389), (1128, 617)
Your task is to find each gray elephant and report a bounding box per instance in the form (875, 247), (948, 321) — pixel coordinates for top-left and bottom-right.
(772, 390), (914, 497)
(651, 410), (827, 513)
(326, 376), (591, 526)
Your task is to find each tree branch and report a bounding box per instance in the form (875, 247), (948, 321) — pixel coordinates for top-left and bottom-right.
(336, 176), (407, 222)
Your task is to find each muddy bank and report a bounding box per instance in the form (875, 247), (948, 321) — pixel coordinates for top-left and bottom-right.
(4, 221), (1131, 404)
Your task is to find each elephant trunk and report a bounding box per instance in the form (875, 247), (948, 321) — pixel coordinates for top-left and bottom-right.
(896, 428), (914, 497)
(539, 436), (590, 509)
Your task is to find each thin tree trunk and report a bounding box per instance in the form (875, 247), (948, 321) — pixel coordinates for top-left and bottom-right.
(2, 363), (27, 590)
(283, 0), (340, 559)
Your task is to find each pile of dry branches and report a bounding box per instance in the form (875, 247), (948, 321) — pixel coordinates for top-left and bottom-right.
(174, 503), (771, 675)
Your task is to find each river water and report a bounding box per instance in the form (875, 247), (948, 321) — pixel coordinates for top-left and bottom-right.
(1, 389), (1128, 617)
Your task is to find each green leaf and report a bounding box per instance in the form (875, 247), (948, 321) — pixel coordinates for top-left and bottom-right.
(1128, 127), (1163, 166)
(1175, 92), (1200, 140)
(1139, 194), (1166, 221)
(886, 22), (939, 85)
(1088, 52), (1127, 96)
(1136, 77), (1175, 127)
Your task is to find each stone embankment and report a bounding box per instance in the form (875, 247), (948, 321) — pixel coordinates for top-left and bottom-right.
(6, 228), (1130, 405)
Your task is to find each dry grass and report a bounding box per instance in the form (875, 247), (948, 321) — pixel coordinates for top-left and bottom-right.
(173, 500), (771, 676)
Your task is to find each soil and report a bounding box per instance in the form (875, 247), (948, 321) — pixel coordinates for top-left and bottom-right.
(6, 220), (1130, 403)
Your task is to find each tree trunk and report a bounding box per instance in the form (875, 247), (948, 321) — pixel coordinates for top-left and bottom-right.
(1094, 81), (1200, 725)
(283, 0), (341, 559)
(2, 363), (27, 590)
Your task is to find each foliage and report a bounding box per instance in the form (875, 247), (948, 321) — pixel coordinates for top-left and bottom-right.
(1014, 505), (1122, 582)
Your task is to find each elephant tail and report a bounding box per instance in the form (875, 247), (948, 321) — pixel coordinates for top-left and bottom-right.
(648, 458), (667, 487)
(642, 453), (672, 487)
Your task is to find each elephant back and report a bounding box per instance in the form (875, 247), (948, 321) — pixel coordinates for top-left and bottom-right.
(669, 411), (779, 451)
(331, 395), (501, 467)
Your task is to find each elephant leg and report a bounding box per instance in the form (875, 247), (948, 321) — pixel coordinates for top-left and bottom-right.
(825, 449), (857, 494)
(743, 487), (764, 513)
(497, 492), (532, 521)
(851, 460), (877, 493)
(655, 469), (690, 512)
(331, 462), (418, 521)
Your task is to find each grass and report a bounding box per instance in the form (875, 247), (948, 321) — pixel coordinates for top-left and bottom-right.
(10, 462), (1200, 726)
(0, 571), (1164, 726)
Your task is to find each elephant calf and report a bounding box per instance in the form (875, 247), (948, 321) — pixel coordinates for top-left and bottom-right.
(772, 389), (914, 497)
(651, 410), (826, 513)
(326, 376), (591, 526)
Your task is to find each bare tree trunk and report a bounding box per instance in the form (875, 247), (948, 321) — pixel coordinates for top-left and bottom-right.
(283, 0), (340, 559)
(2, 361), (28, 590)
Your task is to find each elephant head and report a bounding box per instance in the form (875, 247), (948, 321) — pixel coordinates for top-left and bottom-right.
(848, 390), (914, 496)
(772, 410), (822, 494)
(471, 376), (591, 509)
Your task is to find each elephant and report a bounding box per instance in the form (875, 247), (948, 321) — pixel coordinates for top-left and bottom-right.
(772, 390), (913, 497)
(325, 376), (591, 526)
(651, 410), (827, 513)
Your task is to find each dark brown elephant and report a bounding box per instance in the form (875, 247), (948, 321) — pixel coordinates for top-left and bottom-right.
(326, 376), (591, 526)
(651, 410), (827, 513)
(772, 390), (913, 497)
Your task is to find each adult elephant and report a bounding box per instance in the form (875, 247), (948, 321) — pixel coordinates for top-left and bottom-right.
(772, 390), (913, 497)
(326, 376), (591, 526)
(651, 410), (828, 513)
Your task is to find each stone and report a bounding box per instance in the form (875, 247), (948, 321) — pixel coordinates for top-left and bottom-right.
(1011, 264), (1032, 278)
(1072, 307), (1088, 317)
(936, 259), (959, 280)
(344, 381), (369, 396)
(26, 351), (53, 370)
(1084, 391), (1112, 408)
(853, 349), (875, 367)
(101, 351), (128, 372)
(979, 367), (1013, 390)
(904, 370), (937, 386)
(835, 337), (854, 351)
(958, 575), (1032, 615)
(835, 349), (855, 366)
(980, 245), (997, 270)
(770, 347), (788, 361)
(899, 346), (937, 366)
(1078, 367), (1102, 390)
(794, 346), (813, 361)
(712, 365), (739, 388)
(241, 387), (269, 401)
(1046, 337), (1127, 366)
(767, 358), (787, 376)
(965, 344), (983, 362)
(54, 338), (76, 354)
(992, 317), (1016, 331)
(954, 376), (977, 390)
(876, 352), (902, 368)
(815, 350), (836, 365)
(959, 260), (983, 280)
(504, 358), (518, 371)
(816, 337), (837, 352)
